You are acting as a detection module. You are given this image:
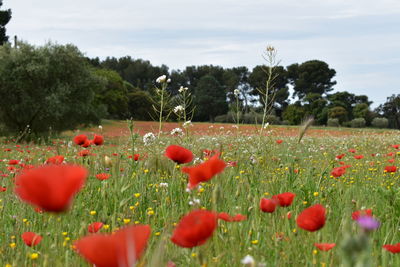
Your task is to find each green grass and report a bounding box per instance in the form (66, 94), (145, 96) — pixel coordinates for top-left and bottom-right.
(0, 125), (400, 266)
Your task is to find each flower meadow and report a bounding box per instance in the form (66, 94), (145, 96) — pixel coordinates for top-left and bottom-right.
(0, 122), (400, 266)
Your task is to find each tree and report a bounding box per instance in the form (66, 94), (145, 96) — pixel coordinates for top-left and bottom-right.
(249, 65), (289, 115)
(127, 89), (154, 121)
(303, 93), (328, 125)
(282, 102), (306, 125)
(376, 94), (400, 129)
(287, 60), (336, 100)
(0, 42), (106, 138)
(328, 106), (348, 124)
(193, 75), (228, 122)
(0, 0), (12, 45)
(93, 69), (129, 119)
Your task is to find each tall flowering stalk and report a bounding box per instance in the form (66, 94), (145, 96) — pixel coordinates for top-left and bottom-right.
(174, 86), (195, 136)
(233, 88), (241, 136)
(258, 45), (279, 136)
(152, 75), (172, 138)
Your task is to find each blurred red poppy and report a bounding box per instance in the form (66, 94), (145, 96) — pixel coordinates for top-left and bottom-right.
(383, 243), (400, 253)
(171, 210), (217, 248)
(384, 166), (397, 173)
(331, 167), (346, 178)
(165, 145), (193, 164)
(348, 149), (356, 153)
(296, 204), (326, 232)
(276, 139), (283, 144)
(182, 155), (226, 189)
(74, 134), (88, 146)
(314, 243), (335, 251)
(351, 209), (373, 220)
(8, 159), (19, 165)
(15, 165), (88, 212)
(260, 198), (277, 213)
(92, 134), (104, 146)
(134, 154), (140, 161)
(354, 155), (364, 160)
(75, 224), (151, 267)
(272, 192), (295, 207)
(46, 155), (64, 165)
(95, 173), (111, 181)
(78, 150), (91, 157)
(336, 154), (345, 160)
(217, 212), (247, 222)
(88, 222), (104, 233)
(21, 232), (42, 247)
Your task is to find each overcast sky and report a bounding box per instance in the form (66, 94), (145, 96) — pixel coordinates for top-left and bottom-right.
(3, 0), (400, 107)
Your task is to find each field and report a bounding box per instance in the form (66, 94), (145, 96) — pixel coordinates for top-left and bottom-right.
(1, 121), (400, 266)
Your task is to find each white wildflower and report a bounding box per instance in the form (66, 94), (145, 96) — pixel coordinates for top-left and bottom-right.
(167, 78), (171, 83)
(159, 183), (169, 188)
(263, 122), (269, 129)
(234, 89), (240, 97)
(178, 86), (188, 93)
(143, 132), (156, 145)
(241, 255), (255, 266)
(189, 198), (200, 206)
(170, 128), (184, 137)
(183, 121), (193, 128)
(173, 105), (184, 114)
(98, 125), (103, 129)
(156, 75), (167, 83)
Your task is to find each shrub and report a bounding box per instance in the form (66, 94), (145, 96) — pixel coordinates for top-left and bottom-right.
(371, 117), (389, 128)
(327, 118), (340, 127)
(350, 118), (366, 128)
(0, 42), (105, 139)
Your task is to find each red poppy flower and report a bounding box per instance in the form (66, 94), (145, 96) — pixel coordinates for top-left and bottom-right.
(88, 222), (104, 233)
(351, 209), (373, 220)
(181, 155), (226, 189)
(260, 198), (277, 213)
(81, 139), (92, 148)
(78, 150), (91, 157)
(95, 173), (111, 181)
(354, 155), (364, 160)
(0, 186), (6, 192)
(8, 159), (19, 165)
(336, 154), (345, 160)
(383, 243), (400, 253)
(348, 149), (356, 153)
(165, 145), (193, 164)
(331, 167), (346, 178)
(75, 224), (151, 267)
(384, 166), (397, 173)
(272, 192), (295, 207)
(46, 155), (64, 165)
(171, 210), (217, 248)
(134, 154), (140, 161)
(296, 204), (326, 232)
(92, 134), (104, 146)
(15, 164), (88, 212)
(276, 139), (283, 144)
(21, 232), (42, 247)
(74, 134), (88, 146)
(392, 144), (400, 149)
(217, 212), (247, 222)
(314, 243), (335, 251)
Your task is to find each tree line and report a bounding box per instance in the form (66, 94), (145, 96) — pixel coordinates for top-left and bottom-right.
(0, 1), (399, 139)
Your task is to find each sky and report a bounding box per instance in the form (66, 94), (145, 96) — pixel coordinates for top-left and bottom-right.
(3, 0), (400, 108)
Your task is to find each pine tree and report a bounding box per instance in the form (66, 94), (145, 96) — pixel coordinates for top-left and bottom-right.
(0, 0), (12, 45)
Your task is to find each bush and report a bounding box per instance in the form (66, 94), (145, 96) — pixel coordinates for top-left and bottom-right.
(371, 117), (389, 128)
(327, 118), (340, 127)
(350, 118), (366, 128)
(0, 42), (105, 139)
